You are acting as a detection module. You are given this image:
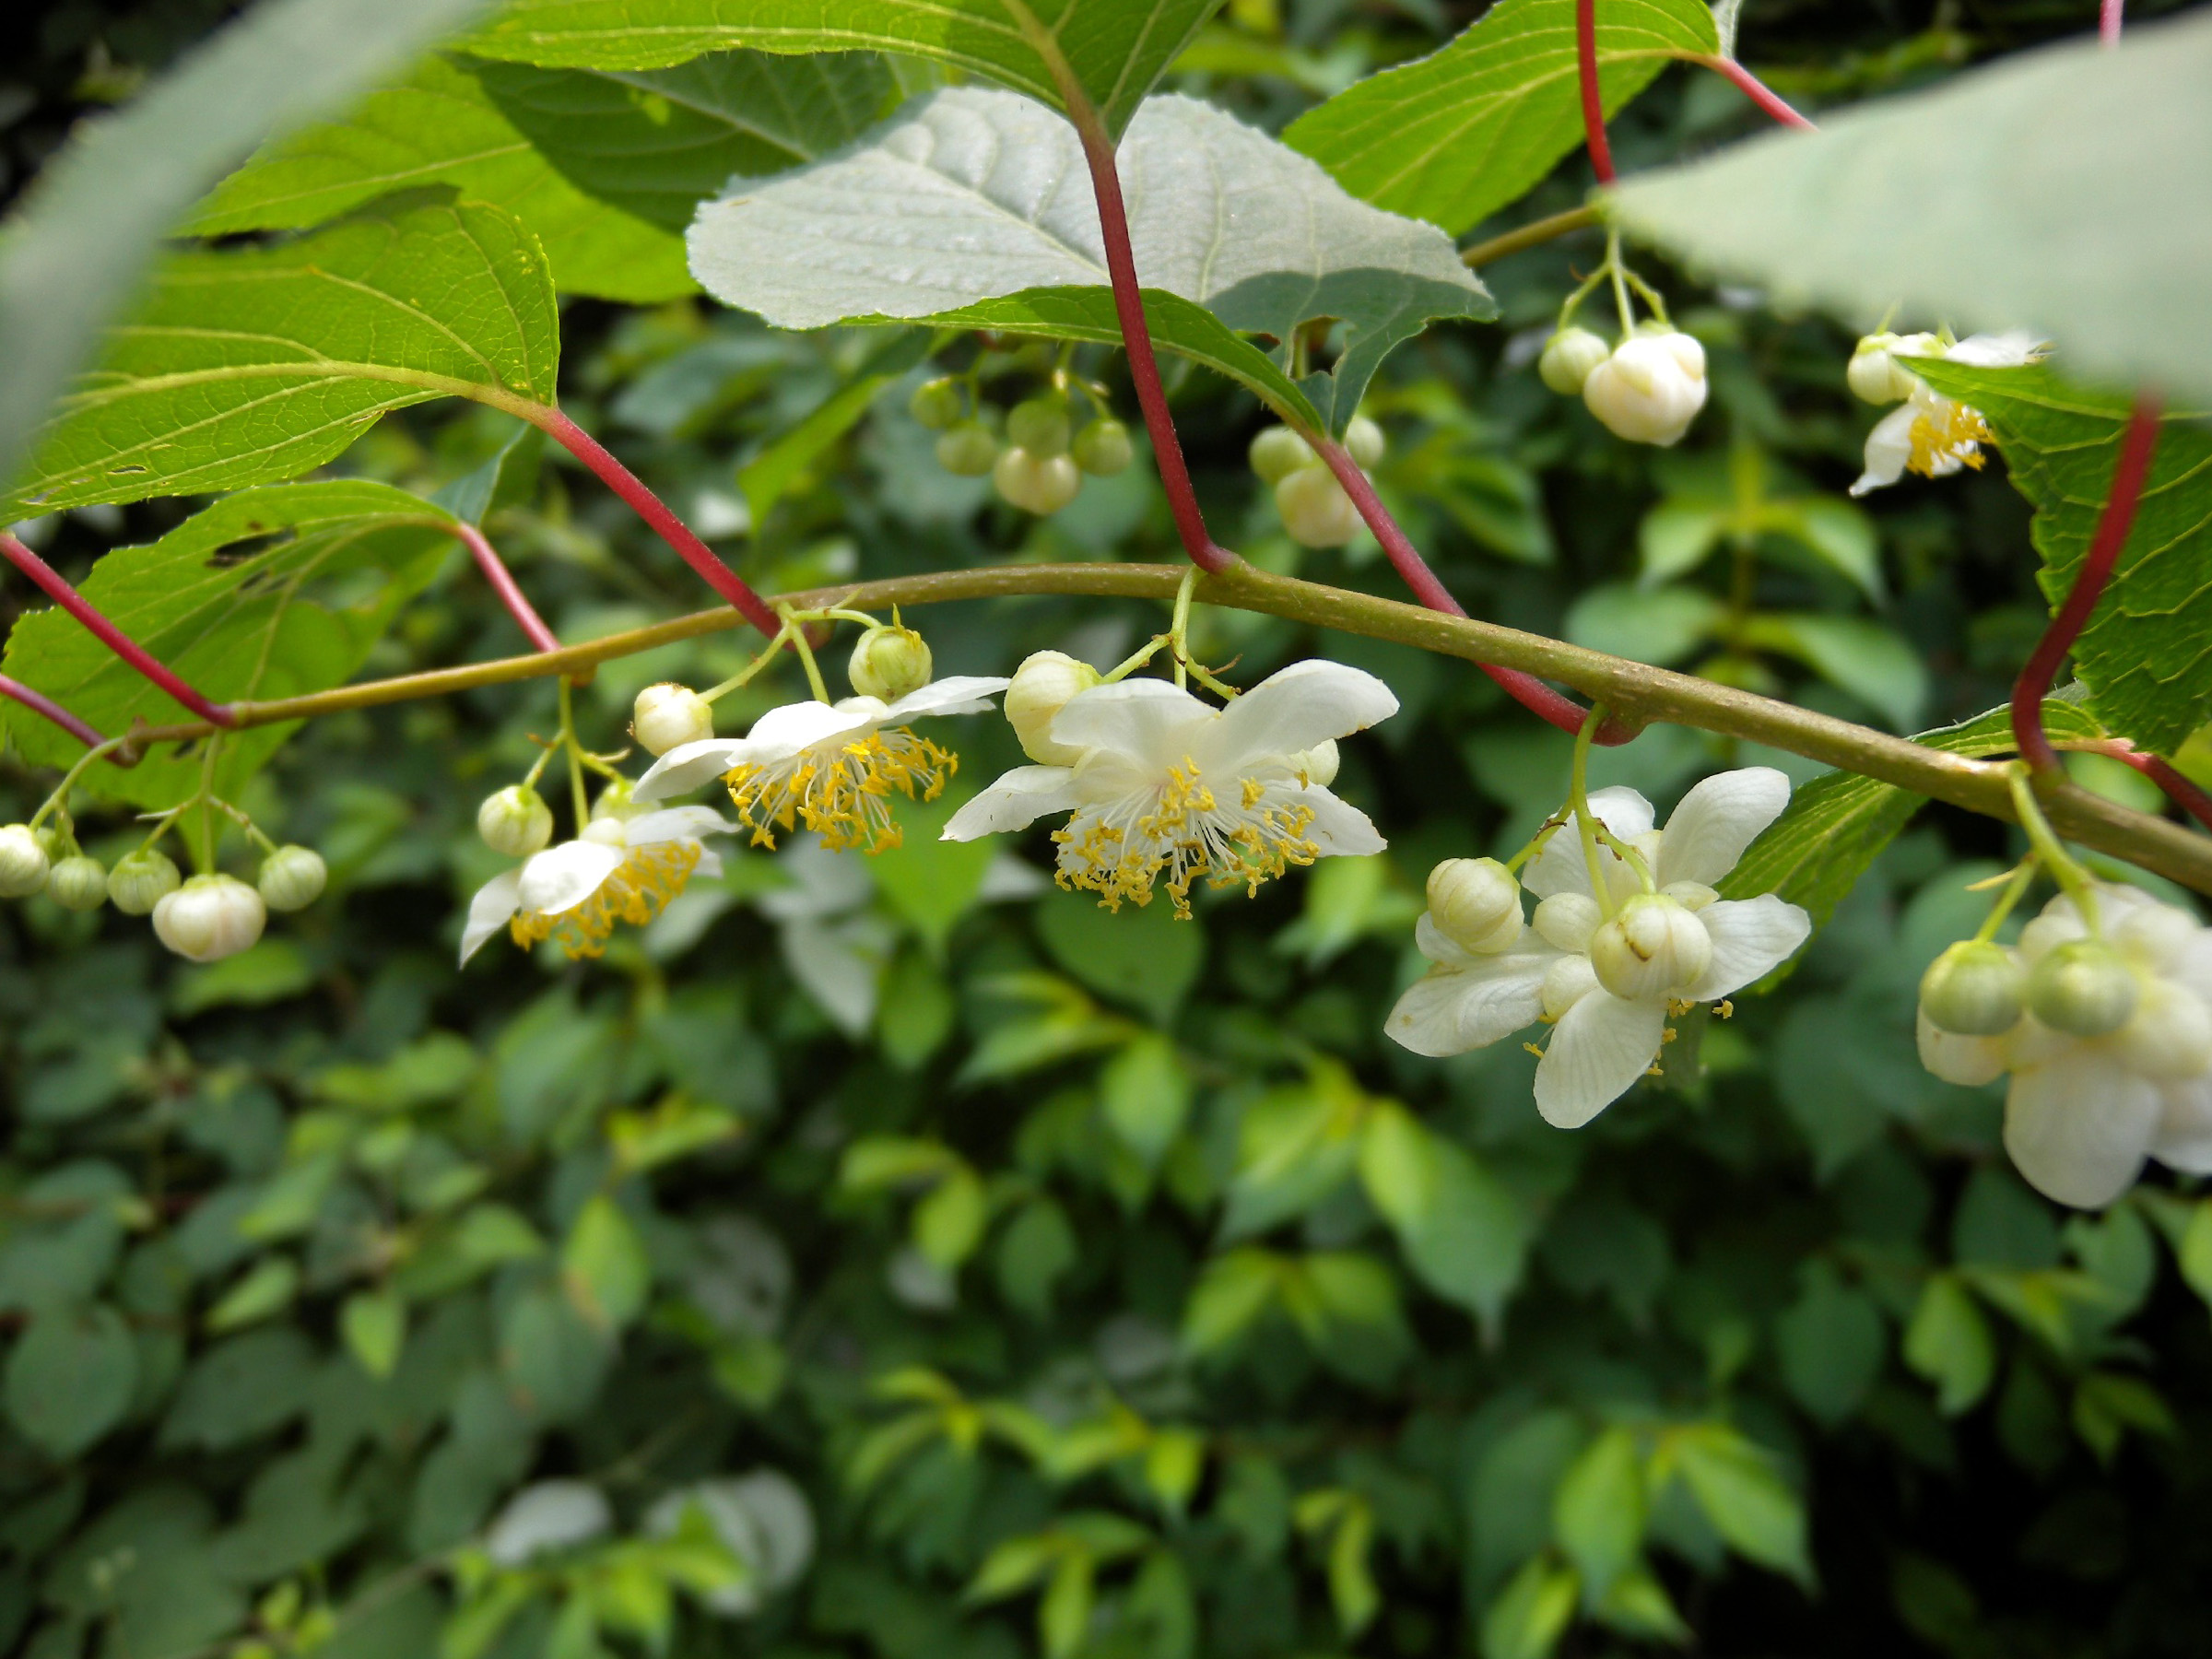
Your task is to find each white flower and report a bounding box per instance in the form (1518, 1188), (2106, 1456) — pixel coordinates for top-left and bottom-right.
(1917, 883), (2212, 1208)
(1582, 332), (1707, 447)
(1388, 769), (1810, 1128)
(1849, 331), (2044, 496)
(941, 660), (1397, 916)
(461, 805), (736, 964)
(153, 873), (267, 962)
(631, 677), (1008, 853)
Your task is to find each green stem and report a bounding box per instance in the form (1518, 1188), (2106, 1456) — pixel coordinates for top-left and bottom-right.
(1606, 230), (1636, 337)
(1571, 705), (1617, 917)
(1171, 567), (1199, 691)
(1102, 635), (1171, 683)
(193, 735), (223, 875)
(1971, 859), (2038, 943)
(2006, 763), (2100, 930)
(787, 619), (833, 704)
(559, 677), (589, 832)
(28, 736), (127, 830)
(702, 619), (797, 702)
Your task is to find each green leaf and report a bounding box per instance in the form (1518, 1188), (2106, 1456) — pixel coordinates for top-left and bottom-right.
(1564, 582), (1723, 667)
(206, 1256), (301, 1330)
(1610, 14), (2212, 406)
(1100, 1034), (1194, 1168)
(1182, 1248), (1281, 1355)
(1358, 1102), (1531, 1331)
(1774, 1268), (1886, 1426)
(1903, 1273), (1996, 1416)
(1551, 1427), (1644, 1600)
(1481, 1554), (1580, 1659)
(465, 0), (1224, 140)
(6, 192), (559, 517)
(995, 1198), (1078, 1315)
(863, 782), (1003, 954)
(1911, 361), (2212, 754)
(1637, 500), (1728, 585)
(5, 1304), (139, 1458)
(912, 1166), (990, 1270)
(0, 0), (495, 493)
(1286, 0), (1717, 234)
(2180, 1200), (2212, 1311)
(339, 1288), (408, 1378)
(1222, 1078), (1366, 1240)
(1669, 1427), (1812, 1584)
(686, 88), (1489, 429)
(740, 331), (930, 526)
(1, 482), (459, 809)
(1742, 613), (1926, 731)
(562, 1194), (653, 1330)
(1036, 895), (1204, 1026)
(169, 941), (318, 1016)
(196, 50), (893, 302)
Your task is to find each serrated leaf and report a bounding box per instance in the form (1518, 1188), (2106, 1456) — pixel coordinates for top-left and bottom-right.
(686, 87), (1489, 429)
(1611, 13), (2212, 406)
(1286, 0), (1717, 235)
(6, 192), (559, 517)
(465, 0), (1223, 140)
(1911, 361), (2212, 755)
(195, 50), (892, 301)
(0, 482), (460, 809)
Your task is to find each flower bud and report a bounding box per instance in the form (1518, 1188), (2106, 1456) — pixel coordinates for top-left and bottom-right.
(592, 779), (638, 822)
(2115, 979), (2212, 1080)
(994, 447), (1082, 514)
(478, 785), (554, 858)
(109, 848), (182, 915)
(1275, 465), (1362, 547)
(1289, 740), (1338, 788)
(2026, 938), (2138, 1038)
(1588, 893), (1712, 1001)
(1006, 396), (1072, 458)
(1846, 332), (1939, 406)
(152, 874), (266, 963)
(935, 421), (999, 477)
(1343, 415), (1386, 469)
(1582, 332), (1708, 447)
(1542, 953), (1600, 1021)
(1538, 327), (1611, 394)
(257, 844), (327, 912)
(47, 854), (107, 912)
(1071, 417), (1134, 477)
(908, 376), (964, 430)
(0, 824), (51, 898)
(1006, 650), (1101, 766)
(1534, 891), (1602, 953)
(1428, 857), (1523, 953)
(1248, 425), (1312, 486)
(848, 624), (934, 701)
(1918, 940), (2025, 1036)
(632, 683), (715, 756)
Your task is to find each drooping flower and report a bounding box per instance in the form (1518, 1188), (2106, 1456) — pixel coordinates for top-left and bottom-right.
(1581, 331), (1708, 447)
(1848, 331), (2044, 496)
(1917, 882), (2212, 1207)
(461, 805), (736, 964)
(632, 677), (1008, 853)
(1388, 770), (1810, 1128)
(941, 660), (1397, 916)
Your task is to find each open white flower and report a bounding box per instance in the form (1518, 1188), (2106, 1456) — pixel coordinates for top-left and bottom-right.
(1849, 331), (2044, 496)
(1918, 882), (2212, 1207)
(941, 660), (1397, 916)
(461, 805), (736, 964)
(1388, 769), (1810, 1128)
(632, 677), (1008, 853)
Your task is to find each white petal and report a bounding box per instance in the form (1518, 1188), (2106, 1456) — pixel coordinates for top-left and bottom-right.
(1205, 660), (1398, 764)
(882, 675), (1011, 720)
(1850, 404), (1918, 497)
(517, 841), (626, 917)
(693, 847), (724, 879)
(624, 806), (738, 845)
(1917, 1010), (2010, 1088)
(1945, 331), (2043, 368)
(1524, 787), (1654, 900)
(1414, 911), (1476, 967)
(633, 737), (752, 803)
(2005, 1048), (2160, 1208)
(1656, 768), (1792, 888)
(460, 868), (524, 965)
(2151, 1077), (2212, 1174)
(1048, 678), (1211, 762)
(1297, 787), (1386, 857)
(1385, 949), (1553, 1057)
(1681, 895), (1811, 1001)
(941, 767), (1080, 840)
(1535, 993), (1668, 1128)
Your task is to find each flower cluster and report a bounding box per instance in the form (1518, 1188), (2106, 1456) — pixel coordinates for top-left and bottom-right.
(1247, 417), (1386, 548)
(1846, 330), (2043, 496)
(1543, 324), (1710, 448)
(909, 375), (1132, 514)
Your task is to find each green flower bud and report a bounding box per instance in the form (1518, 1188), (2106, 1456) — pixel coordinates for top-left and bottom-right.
(257, 844), (327, 912)
(1427, 857), (1522, 953)
(1589, 892), (1712, 1001)
(1071, 417), (1134, 477)
(47, 854), (107, 912)
(2027, 938), (2139, 1037)
(1343, 414), (1386, 469)
(1248, 425), (1313, 485)
(0, 824), (51, 898)
(1275, 465), (1361, 547)
(632, 682), (714, 756)
(109, 848), (182, 915)
(1918, 939), (2024, 1036)
(848, 624), (934, 701)
(478, 784), (554, 858)
(908, 375), (964, 430)
(994, 447), (1082, 514)
(1538, 326), (1611, 394)
(153, 874), (265, 963)
(1006, 651), (1102, 766)
(935, 421), (999, 477)
(592, 779), (639, 822)
(1006, 396), (1071, 458)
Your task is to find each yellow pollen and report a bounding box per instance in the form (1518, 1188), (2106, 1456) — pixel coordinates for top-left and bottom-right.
(511, 839), (700, 959)
(723, 726), (955, 853)
(1713, 999), (1735, 1019)
(1051, 758), (1321, 918)
(1523, 1041), (1547, 1059)
(1906, 399), (1992, 477)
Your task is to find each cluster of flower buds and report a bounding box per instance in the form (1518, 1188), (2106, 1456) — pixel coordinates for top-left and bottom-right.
(909, 377), (1132, 515)
(1248, 415), (1384, 548)
(1539, 324), (1708, 448)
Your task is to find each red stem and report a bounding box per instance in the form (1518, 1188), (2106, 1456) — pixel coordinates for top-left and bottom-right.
(1696, 56), (1818, 129)
(1070, 123), (1234, 573)
(453, 523), (559, 654)
(2011, 396), (2160, 775)
(0, 675), (106, 748)
(2, 533), (233, 725)
(2071, 740), (2212, 833)
(2100, 0), (2124, 45)
(1576, 0), (1616, 184)
(527, 408), (781, 637)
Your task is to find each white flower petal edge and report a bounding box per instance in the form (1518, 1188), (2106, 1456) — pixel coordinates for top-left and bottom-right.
(1684, 896), (1812, 1002)
(520, 841), (628, 917)
(1206, 660), (1401, 762)
(1524, 786), (1655, 901)
(2005, 1049), (2163, 1210)
(1048, 677), (1211, 759)
(1386, 947), (1558, 1058)
(460, 868), (525, 965)
(1656, 768), (1791, 888)
(883, 675), (1011, 720)
(1535, 993), (1668, 1128)
(942, 767), (1085, 840)
(635, 702), (873, 803)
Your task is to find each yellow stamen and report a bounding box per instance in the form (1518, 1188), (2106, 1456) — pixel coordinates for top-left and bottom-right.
(1051, 759), (1322, 918)
(1906, 399), (1992, 477)
(511, 839), (700, 959)
(723, 727), (955, 854)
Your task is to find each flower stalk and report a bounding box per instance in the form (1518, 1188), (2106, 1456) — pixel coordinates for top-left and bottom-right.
(1575, 0), (1616, 183)
(0, 674), (105, 749)
(2, 532), (232, 726)
(453, 523), (560, 656)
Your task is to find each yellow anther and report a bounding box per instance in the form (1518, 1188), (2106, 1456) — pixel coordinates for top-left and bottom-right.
(724, 726), (955, 853)
(511, 839), (701, 959)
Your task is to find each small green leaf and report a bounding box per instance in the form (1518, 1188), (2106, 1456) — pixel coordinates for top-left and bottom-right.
(1774, 1269), (1887, 1426)
(206, 1256), (300, 1331)
(1481, 1554), (1580, 1659)
(1903, 1274), (1997, 1416)
(995, 1199), (1077, 1316)
(1100, 1034), (1194, 1168)
(5, 1304), (139, 1457)
(1223, 1078), (1366, 1239)
(2179, 1200), (2212, 1310)
(1182, 1249), (1282, 1356)
(1670, 1427), (1812, 1584)
(912, 1166), (989, 1271)
(339, 1288), (408, 1378)
(1359, 1103), (1531, 1331)
(1638, 500), (1729, 585)
(1036, 898), (1204, 1026)
(562, 1194), (653, 1331)
(1551, 1428), (1644, 1600)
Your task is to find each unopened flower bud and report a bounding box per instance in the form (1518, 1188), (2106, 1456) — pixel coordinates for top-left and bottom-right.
(1289, 740), (1338, 788)
(257, 844), (327, 912)
(592, 779), (638, 822)
(1276, 465), (1362, 547)
(2026, 938), (2138, 1038)
(935, 421), (999, 477)
(1589, 892), (1712, 1000)
(152, 874), (266, 963)
(1846, 332), (1939, 406)
(109, 848), (182, 915)
(1006, 396), (1071, 458)
(1248, 425), (1312, 485)
(1343, 414), (1386, 469)
(908, 376), (964, 430)
(848, 624), (933, 701)
(1918, 939), (2024, 1036)
(1538, 326), (1611, 394)
(0, 824), (51, 898)
(47, 854), (107, 912)
(1006, 650), (1101, 766)
(478, 785), (553, 858)
(1534, 891), (1602, 954)
(1428, 857), (1523, 953)
(1071, 417), (1134, 477)
(994, 447), (1082, 513)
(632, 682), (714, 756)
(1582, 332), (1708, 446)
